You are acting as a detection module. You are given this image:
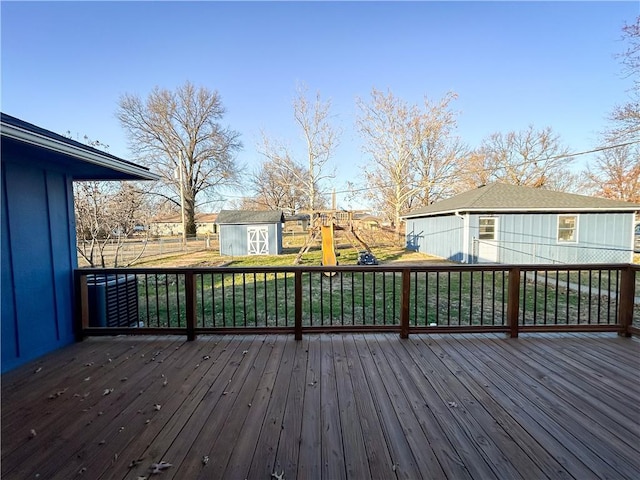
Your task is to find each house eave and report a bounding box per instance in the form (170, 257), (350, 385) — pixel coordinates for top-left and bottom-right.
(402, 206), (640, 219)
(1, 120), (159, 181)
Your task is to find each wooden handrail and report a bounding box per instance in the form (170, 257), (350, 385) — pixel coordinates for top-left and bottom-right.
(74, 263), (639, 340)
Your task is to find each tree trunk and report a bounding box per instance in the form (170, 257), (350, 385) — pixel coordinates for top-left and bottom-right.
(184, 193), (197, 237)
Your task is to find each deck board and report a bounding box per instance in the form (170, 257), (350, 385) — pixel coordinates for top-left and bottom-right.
(2, 332), (639, 479)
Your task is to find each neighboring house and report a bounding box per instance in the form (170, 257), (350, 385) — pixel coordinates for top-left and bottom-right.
(403, 183), (640, 264)
(353, 213), (382, 230)
(216, 210), (284, 256)
(149, 213), (218, 236)
(284, 213), (310, 232)
(1, 113), (157, 372)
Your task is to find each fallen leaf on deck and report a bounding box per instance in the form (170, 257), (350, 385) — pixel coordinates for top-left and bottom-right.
(128, 458), (144, 468)
(154, 404), (161, 411)
(149, 461), (172, 474)
(34, 367), (42, 373)
(447, 401), (458, 408)
(202, 455), (209, 465)
(202, 355), (210, 360)
(48, 388), (68, 399)
(271, 471), (284, 480)
(103, 388), (114, 396)
(29, 429), (37, 439)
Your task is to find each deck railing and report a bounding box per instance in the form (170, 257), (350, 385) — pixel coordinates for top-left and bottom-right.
(75, 263), (639, 340)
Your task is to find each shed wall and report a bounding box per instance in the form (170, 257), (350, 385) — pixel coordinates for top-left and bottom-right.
(468, 212), (634, 264)
(405, 216), (465, 262)
(1, 159), (77, 372)
(219, 223), (282, 256)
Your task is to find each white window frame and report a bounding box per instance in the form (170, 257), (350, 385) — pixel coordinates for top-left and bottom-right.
(478, 217), (497, 241)
(557, 214), (578, 243)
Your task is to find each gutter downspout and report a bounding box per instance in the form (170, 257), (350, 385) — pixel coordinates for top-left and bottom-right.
(455, 211), (470, 263)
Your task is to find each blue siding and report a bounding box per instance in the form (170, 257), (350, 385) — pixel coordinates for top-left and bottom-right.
(219, 223), (283, 256)
(469, 213), (635, 264)
(406, 216), (465, 262)
(408, 211), (636, 265)
(1, 160), (77, 372)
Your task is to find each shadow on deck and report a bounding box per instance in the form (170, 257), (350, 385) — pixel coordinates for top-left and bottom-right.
(2, 333), (639, 479)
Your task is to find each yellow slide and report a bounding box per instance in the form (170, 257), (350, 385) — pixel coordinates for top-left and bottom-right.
(321, 225), (337, 267)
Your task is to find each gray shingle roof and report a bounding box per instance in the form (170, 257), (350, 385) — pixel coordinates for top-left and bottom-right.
(216, 210), (285, 224)
(403, 183), (640, 218)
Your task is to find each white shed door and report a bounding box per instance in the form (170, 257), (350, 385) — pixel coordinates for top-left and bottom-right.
(478, 217), (498, 263)
(247, 226), (269, 255)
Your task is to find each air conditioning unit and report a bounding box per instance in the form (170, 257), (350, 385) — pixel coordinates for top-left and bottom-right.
(87, 274), (139, 327)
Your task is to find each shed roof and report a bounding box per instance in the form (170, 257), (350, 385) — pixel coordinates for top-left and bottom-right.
(216, 210), (285, 225)
(403, 183), (640, 219)
(1, 113), (158, 181)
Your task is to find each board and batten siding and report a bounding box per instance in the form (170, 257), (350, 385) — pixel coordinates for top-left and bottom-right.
(1, 160), (77, 372)
(406, 215), (466, 262)
(406, 212), (635, 264)
(473, 212), (635, 264)
(219, 223), (282, 256)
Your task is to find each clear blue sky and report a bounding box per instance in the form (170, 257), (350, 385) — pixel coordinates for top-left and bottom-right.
(2, 1), (637, 210)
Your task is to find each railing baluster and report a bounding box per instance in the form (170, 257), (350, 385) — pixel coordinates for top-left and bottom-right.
(274, 272), (279, 326)
(447, 271), (452, 326)
(383, 272), (387, 325)
(243, 273), (247, 327)
(522, 271), (527, 325)
(221, 273), (226, 327)
(436, 272), (440, 325)
(264, 272), (268, 327)
(479, 271), (484, 326)
(329, 271), (333, 326)
(185, 270), (196, 340)
(340, 272), (344, 326)
(253, 273), (258, 326)
(458, 271), (463, 325)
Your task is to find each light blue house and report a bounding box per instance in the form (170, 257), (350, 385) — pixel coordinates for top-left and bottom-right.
(403, 183), (640, 264)
(1, 113), (157, 372)
(217, 210), (284, 256)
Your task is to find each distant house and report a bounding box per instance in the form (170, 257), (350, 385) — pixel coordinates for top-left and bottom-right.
(402, 183), (640, 264)
(284, 213), (310, 232)
(1, 113), (157, 372)
(149, 213), (218, 236)
(216, 210), (285, 256)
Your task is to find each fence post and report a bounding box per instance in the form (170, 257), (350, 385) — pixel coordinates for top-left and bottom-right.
(294, 270), (302, 340)
(185, 270), (196, 341)
(506, 267), (520, 338)
(618, 266), (635, 337)
(400, 269), (411, 339)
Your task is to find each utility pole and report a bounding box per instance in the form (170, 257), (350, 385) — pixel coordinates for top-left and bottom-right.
(178, 150), (187, 249)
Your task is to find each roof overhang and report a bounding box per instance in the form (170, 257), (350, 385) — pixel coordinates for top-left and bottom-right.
(402, 207), (640, 219)
(1, 114), (159, 181)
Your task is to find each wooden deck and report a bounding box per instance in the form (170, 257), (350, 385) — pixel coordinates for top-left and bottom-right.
(2, 333), (639, 479)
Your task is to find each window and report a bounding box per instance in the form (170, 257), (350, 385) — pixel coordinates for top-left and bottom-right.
(479, 217), (496, 240)
(557, 215), (577, 242)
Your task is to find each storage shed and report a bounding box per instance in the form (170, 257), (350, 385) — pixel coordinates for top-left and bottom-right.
(1, 113), (157, 372)
(403, 183), (640, 264)
(217, 210), (285, 256)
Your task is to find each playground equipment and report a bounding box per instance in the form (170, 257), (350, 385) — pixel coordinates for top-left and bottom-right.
(320, 224), (337, 267)
(294, 210), (373, 265)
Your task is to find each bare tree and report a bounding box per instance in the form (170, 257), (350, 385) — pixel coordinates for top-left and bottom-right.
(609, 16), (640, 143)
(256, 85), (337, 216)
(75, 181), (151, 267)
(117, 81), (242, 235)
(294, 85), (338, 212)
(251, 156), (308, 212)
(582, 143), (640, 203)
(356, 88), (465, 233)
(469, 126), (572, 190)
